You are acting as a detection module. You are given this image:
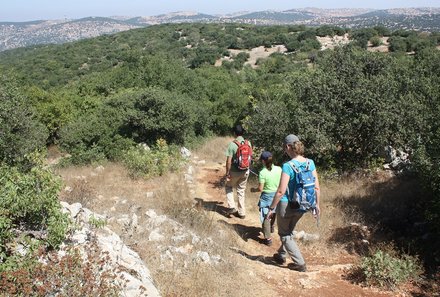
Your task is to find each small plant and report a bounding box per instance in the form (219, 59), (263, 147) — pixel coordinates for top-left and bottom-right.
(89, 216), (106, 229)
(370, 36), (382, 47)
(62, 178), (96, 207)
(0, 242), (122, 296)
(357, 249), (423, 290)
(366, 157), (385, 172)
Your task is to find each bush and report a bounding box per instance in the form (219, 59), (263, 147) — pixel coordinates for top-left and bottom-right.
(370, 36), (382, 47)
(351, 28), (379, 49)
(0, 243), (121, 296)
(412, 144), (440, 267)
(0, 77), (48, 167)
(247, 46), (431, 171)
(58, 91), (136, 164)
(126, 87), (208, 144)
(122, 138), (185, 179)
(59, 86), (212, 164)
(388, 36), (408, 52)
(358, 250), (423, 289)
(0, 158), (70, 265)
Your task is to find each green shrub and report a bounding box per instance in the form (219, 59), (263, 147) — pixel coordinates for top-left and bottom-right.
(413, 145), (440, 266)
(0, 159), (70, 266)
(247, 46), (432, 171)
(122, 138), (185, 179)
(25, 86), (75, 142)
(126, 87), (214, 142)
(359, 250), (423, 289)
(58, 91), (136, 164)
(0, 77), (48, 167)
(89, 216), (106, 229)
(0, 244), (121, 296)
(370, 36), (382, 47)
(388, 36), (408, 52)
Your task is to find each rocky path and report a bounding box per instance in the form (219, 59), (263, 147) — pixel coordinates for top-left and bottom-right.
(192, 156), (397, 297)
(57, 138), (407, 296)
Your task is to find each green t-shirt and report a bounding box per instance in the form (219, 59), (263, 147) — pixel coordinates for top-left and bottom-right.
(258, 165), (282, 192)
(225, 136), (252, 172)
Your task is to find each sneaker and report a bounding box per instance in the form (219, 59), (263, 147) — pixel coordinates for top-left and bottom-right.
(263, 238), (273, 246)
(288, 263), (307, 272)
(272, 253), (286, 265)
(226, 208), (237, 215)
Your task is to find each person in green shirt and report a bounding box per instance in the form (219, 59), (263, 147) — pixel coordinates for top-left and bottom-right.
(252, 151), (282, 246)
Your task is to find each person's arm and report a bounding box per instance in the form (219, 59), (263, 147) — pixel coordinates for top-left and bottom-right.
(225, 156), (232, 179)
(267, 172), (289, 217)
(251, 182), (264, 192)
(257, 182), (264, 192)
(313, 169), (321, 215)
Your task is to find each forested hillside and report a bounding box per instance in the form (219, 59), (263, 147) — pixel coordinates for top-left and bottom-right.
(1, 22), (439, 293)
(1, 8), (440, 51)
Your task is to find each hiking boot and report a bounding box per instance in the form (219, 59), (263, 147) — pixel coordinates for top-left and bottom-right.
(237, 213), (246, 219)
(263, 238), (273, 246)
(226, 208), (237, 216)
(272, 253), (286, 265)
(288, 263), (307, 272)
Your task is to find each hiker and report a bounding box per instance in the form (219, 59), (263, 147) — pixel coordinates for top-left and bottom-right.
(224, 124), (253, 219)
(251, 151), (282, 246)
(267, 134), (320, 272)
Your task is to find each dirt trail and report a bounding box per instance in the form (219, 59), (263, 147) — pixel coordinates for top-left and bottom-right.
(192, 157), (396, 297)
(56, 138), (407, 296)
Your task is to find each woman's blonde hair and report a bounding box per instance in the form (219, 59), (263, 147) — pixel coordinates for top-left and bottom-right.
(291, 141), (304, 156)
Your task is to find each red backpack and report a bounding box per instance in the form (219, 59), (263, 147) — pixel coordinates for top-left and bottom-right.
(233, 140), (252, 170)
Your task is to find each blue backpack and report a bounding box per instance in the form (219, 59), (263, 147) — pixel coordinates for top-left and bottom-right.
(288, 159), (317, 212)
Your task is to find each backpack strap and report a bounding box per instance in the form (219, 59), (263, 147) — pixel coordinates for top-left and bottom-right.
(289, 160), (300, 174)
(305, 159), (310, 171)
(233, 140), (240, 147)
(290, 159), (311, 172)
(287, 161), (299, 202)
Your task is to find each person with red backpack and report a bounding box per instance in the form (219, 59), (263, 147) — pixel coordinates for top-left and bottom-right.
(224, 124), (253, 219)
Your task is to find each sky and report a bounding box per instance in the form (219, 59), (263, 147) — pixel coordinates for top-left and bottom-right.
(1, 0), (439, 22)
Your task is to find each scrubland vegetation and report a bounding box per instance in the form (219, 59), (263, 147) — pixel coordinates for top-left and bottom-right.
(1, 23), (439, 294)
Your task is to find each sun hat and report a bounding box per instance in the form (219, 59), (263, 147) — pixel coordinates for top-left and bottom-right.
(284, 134), (300, 145)
(260, 151), (272, 161)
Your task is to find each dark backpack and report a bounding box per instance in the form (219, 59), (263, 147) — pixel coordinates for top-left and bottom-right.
(233, 139), (252, 170)
(288, 159), (316, 212)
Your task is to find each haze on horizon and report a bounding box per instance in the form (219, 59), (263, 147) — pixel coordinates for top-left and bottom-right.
(1, 0), (439, 22)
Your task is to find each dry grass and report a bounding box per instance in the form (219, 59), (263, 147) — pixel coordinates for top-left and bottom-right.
(142, 170), (260, 296)
(60, 178), (97, 208)
(55, 156), (263, 296)
(245, 166), (417, 262)
(54, 137), (422, 296)
(194, 136), (231, 164)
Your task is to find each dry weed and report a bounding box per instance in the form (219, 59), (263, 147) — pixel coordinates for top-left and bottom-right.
(54, 138), (422, 296)
(61, 178), (96, 208)
(135, 181), (256, 296)
(194, 136), (231, 165)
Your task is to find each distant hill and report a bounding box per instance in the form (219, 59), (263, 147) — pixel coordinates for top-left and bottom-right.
(230, 10), (315, 23)
(331, 10), (440, 31)
(1, 7), (439, 51)
(0, 17), (140, 51)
